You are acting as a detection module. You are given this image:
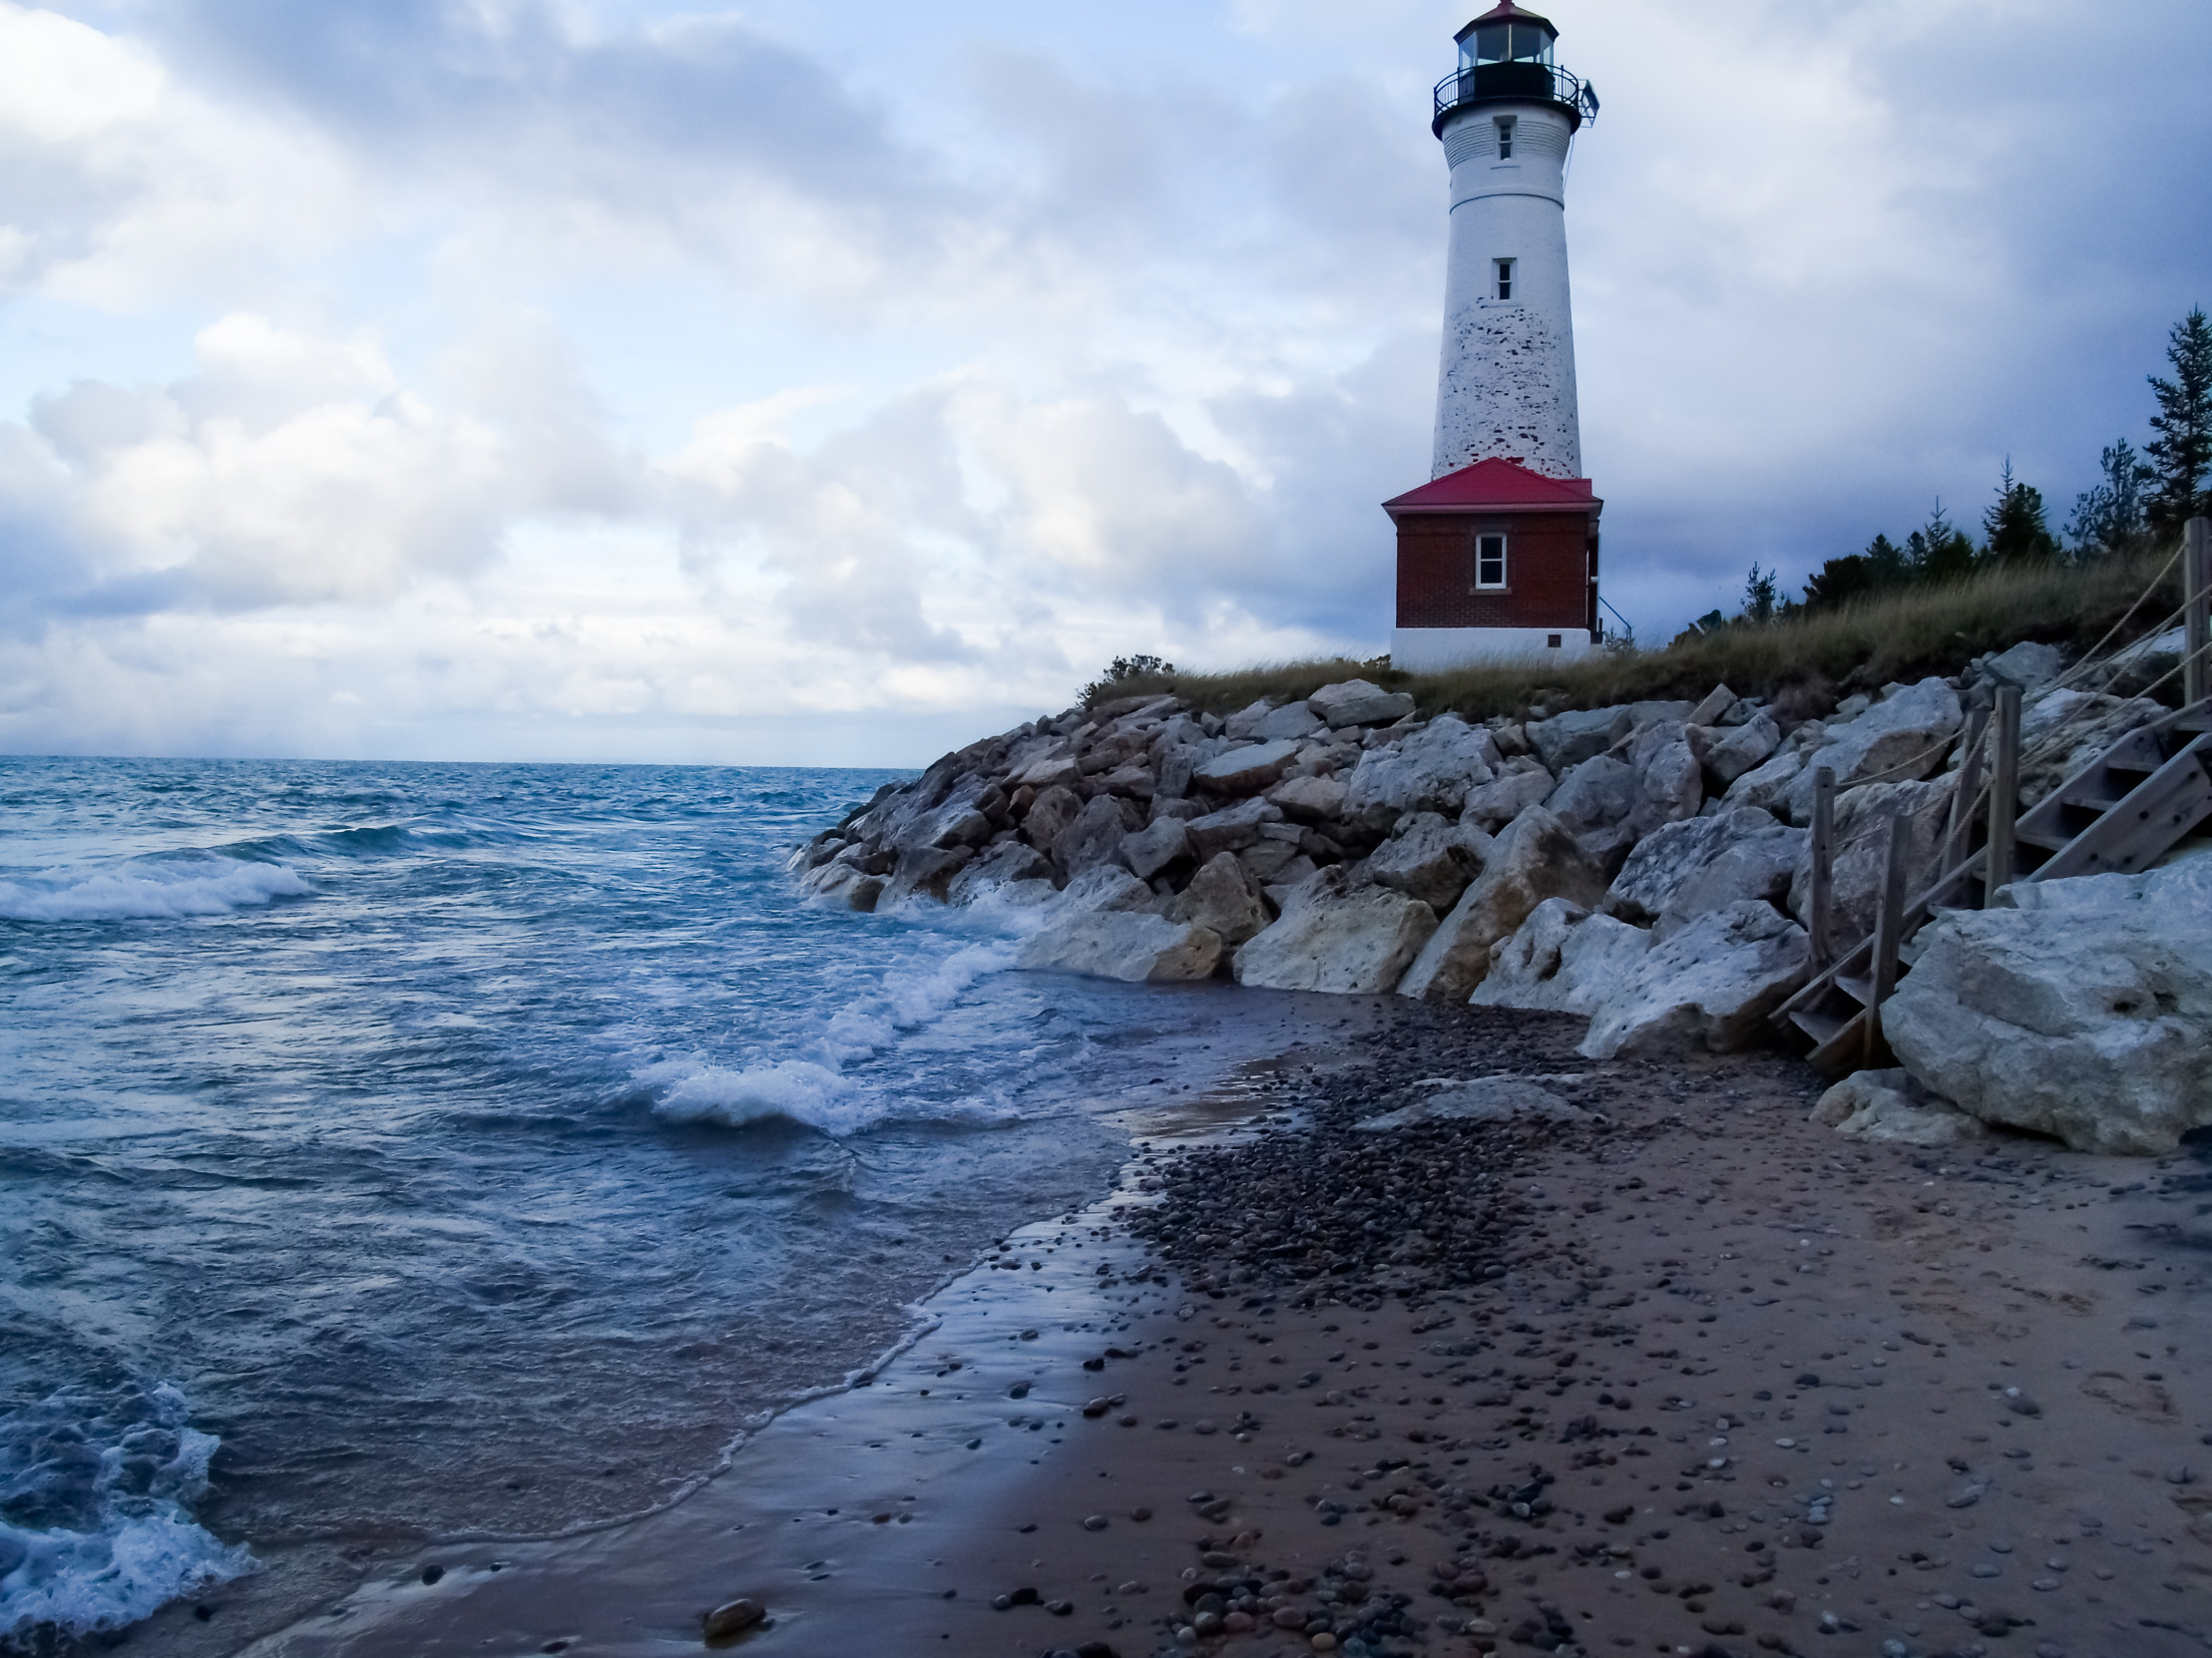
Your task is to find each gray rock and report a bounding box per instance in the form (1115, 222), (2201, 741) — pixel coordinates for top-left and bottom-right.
(1093, 762), (1155, 800)
(1782, 676), (1962, 823)
(1545, 755), (1637, 833)
(1237, 839), (1306, 883)
(1978, 639), (2064, 692)
(1357, 1078), (1586, 1131)
(881, 844), (973, 907)
(1578, 900), (1811, 1058)
(1471, 898), (1654, 1016)
(1017, 750), (1083, 791)
(1526, 704), (1632, 771)
(1397, 806), (1608, 1001)
(1267, 772), (1350, 824)
(1257, 701), (1325, 741)
(946, 838), (1053, 905)
(1720, 746), (1804, 815)
(1367, 811), (1490, 913)
(1149, 795), (1206, 823)
(1023, 784), (1084, 858)
(1629, 699), (1695, 729)
(1018, 912), (1223, 983)
(1231, 866), (1439, 995)
(1048, 863), (1160, 917)
(1224, 699), (1277, 740)
(1624, 719), (1703, 836)
(1654, 824), (1805, 940)
(1704, 711), (1782, 786)
(1342, 714), (1501, 823)
(1459, 760), (1554, 831)
(1167, 851), (1271, 947)
(1154, 743), (1204, 800)
(1192, 739), (1303, 797)
(1309, 679), (1417, 728)
(1883, 856), (2212, 1154)
(1053, 794), (1137, 879)
(1120, 816), (1193, 883)
(1607, 806), (1794, 930)
(1185, 797), (1285, 861)
(1686, 684), (1739, 727)
(1809, 1069), (1989, 1147)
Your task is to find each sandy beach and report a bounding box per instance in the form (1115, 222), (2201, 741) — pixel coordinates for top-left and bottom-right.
(189, 1002), (2210, 1658)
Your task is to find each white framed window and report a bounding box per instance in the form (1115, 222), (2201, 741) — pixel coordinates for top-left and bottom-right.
(1496, 116), (1516, 159)
(1494, 258), (1516, 301)
(1476, 533), (1508, 590)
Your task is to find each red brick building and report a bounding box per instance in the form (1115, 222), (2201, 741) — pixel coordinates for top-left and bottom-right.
(1382, 456), (1602, 670)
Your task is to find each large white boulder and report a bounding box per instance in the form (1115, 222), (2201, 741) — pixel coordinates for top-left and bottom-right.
(1396, 806), (1608, 1002)
(1232, 866), (1439, 995)
(1577, 901), (1811, 1059)
(1882, 857), (2212, 1155)
(1018, 912), (1223, 983)
(1367, 811), (1490, 912)
(1342, 714), (1501, 823)
(1310, 679), (1417, 728)
(1267, 772), (1350, 824)
(1545, 755), (1637, 836)
(1257, 701), (1325, 741)
(1808, 1069), (1990, 1147)
(1782, 677), (1962, 823)
(1052, 794), (1137, 878)
(1471, 897), (1653, 1016)
(1608, 807), (1802, 939)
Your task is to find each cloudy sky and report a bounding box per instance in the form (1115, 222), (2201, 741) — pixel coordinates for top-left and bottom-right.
(3, 0), (2207, 764)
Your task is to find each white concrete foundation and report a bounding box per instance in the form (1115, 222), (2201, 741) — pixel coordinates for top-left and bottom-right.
(1392, 626), (1594, 671)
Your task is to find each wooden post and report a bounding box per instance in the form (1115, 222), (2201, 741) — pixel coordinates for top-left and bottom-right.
(1808, 765), (1836, 973)
(1866, 816), (1908, 1069)
(1984, 683), (2022, 908)
(1945, 705), (1991, 875)
(2186, 516), (2210, 708)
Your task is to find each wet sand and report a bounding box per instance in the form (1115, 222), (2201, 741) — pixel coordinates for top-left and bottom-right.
(224, 1008), (2210, 1658)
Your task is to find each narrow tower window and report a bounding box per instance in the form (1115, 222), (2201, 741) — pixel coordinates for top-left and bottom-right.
(1494, 258), (1515, 301)
(1476, 533), (1508, 589)
(1496, 117), (1515, 158)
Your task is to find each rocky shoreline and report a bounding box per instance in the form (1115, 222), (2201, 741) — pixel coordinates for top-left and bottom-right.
(791, 647), (2210, 1156)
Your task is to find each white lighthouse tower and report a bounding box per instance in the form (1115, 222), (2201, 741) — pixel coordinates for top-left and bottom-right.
(1429, 2), (1596, 481)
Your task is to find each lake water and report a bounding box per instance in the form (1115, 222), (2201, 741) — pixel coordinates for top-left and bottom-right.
(0, 758), (1275, 1644)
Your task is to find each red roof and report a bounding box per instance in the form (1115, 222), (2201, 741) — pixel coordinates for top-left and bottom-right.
(1382, 457), (1600, 517)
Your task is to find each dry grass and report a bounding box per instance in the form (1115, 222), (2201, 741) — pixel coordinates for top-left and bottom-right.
(1092, 549), (2186, 721)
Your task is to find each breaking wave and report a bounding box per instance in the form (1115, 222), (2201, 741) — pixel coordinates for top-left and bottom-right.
(0, 1381), (251, 1640)
(0, 856), (310, 922)
(642, 939), (1026, 1134)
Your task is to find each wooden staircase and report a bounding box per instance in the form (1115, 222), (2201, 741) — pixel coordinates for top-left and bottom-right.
(1774, 697), (2212, 1074)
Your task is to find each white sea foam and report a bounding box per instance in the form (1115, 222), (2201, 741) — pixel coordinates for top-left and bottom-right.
(1, 1386), (251, 1639)
(643, 937), (1028, 1134)
(0, 858), (310, 922)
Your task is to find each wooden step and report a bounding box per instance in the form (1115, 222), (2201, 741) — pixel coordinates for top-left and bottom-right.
(1790, 1009), (1847, 1046)
(2032, 732), (2212, 882)
(1835, 973), (1875, 1007)
(2014, 823), (2072, 852)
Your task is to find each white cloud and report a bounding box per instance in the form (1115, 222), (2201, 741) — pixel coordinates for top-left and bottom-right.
(0, 0), (2206, 757)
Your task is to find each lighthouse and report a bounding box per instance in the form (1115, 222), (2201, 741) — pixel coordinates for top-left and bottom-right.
(1385, 3), (1605, 671)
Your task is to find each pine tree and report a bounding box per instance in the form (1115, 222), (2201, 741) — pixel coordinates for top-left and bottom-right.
(1864, 534), (1908, 587)
(1742, 563), (1780, 623)
(1906, 501), (1978, 584)
(1983, 459), (2059, 565)
(2145, 305), (2212, 531)
(2064, 437), (2145, 556)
